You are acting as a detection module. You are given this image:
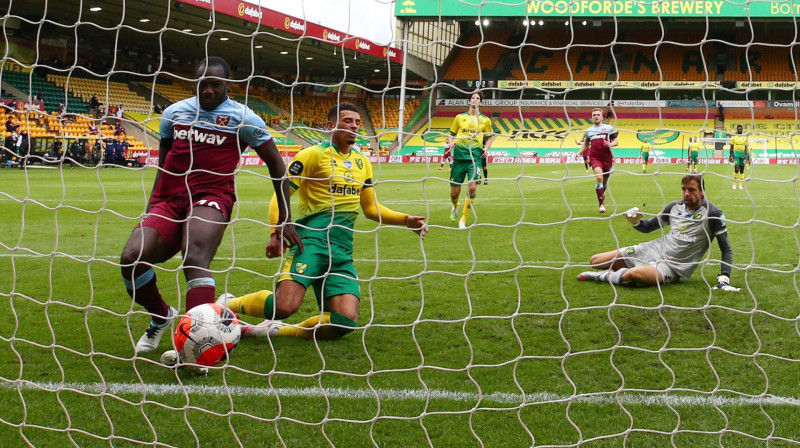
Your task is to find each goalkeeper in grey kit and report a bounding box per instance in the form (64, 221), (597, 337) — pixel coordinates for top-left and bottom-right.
(577, 175), (738, 290)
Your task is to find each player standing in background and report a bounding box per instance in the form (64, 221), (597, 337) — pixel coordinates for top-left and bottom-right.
(218, 103), (427, 341)
(640, 137), (652, 173)
(577, 175), (737, 290)
(438, 137), (453, 170)
(120, 57), (302, 354)
(448, 91), (493, 228)
(688, 137), (702, 174)
(729, 124), (749, 190)
(577, 108), (618, 213)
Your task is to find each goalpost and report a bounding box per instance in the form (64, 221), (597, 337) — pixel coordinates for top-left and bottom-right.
(2, 1), (800, 447)
(701, 137), (769, 159)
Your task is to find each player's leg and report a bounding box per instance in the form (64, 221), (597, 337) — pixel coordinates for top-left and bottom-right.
(577, 249), (626, 281)
(120, 223), (179, 353)
(733, 160), (744, 190)
(589, 250), (627, 270)
(459, 180), (478, 228)
(275, 293), (360, 341)
(482, 157), (488, 184)
(620, 265), (663, 286)
(181, 203), (230, 311)
(591, 164), (607, 212)
(221, 242), (319, 321)
(268, 249), (361, 340)
(737, 163), (745, 189)
(450, 161), (467, 222)
(222, 279), (306, 319)
(449, 185), (461, 221)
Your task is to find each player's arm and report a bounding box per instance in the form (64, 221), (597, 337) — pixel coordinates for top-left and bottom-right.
(242, 111), (302, 253)
(630, 202), (676, 233)
(481, 118), (494, 156)
(252, 138), (301, 249)
(577, 135), (588, 156)
(707, 205), (738, 290)
(608, 131), (619, 148)
(360, 185), (427, 238)
(265, 186), (300, 258)
(145, 133), (174, 212)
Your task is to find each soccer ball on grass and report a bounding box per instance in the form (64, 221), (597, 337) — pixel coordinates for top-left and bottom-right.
(172, 303), (241, 367)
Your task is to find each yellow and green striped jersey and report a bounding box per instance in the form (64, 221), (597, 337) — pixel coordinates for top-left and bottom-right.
(286, 141), (373, 246)
(640, 142), (651, 153)
(689, 141), (701, 154)
(731, 135), (748, 158)
(449, 112), (492, 161)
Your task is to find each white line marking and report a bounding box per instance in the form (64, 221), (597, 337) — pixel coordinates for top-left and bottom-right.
(0, 253), (795, 268)
(2, 380), (798, 407)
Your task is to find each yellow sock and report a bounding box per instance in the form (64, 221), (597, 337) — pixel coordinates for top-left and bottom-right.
(277, 314), (331, 340)
(451, 197), (459, 208)
(461, 196), (474, 221)
(226, 290), (272, 318)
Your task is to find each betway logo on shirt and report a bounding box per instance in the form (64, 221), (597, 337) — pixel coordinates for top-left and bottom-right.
(174, 128), (227, 145)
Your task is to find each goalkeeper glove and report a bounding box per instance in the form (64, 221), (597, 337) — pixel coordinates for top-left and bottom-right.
(625, 207), (642, 226)
(712, 275), (741, 292)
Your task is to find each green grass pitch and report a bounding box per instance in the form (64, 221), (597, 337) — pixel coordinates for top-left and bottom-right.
(1, 161), (799, 447)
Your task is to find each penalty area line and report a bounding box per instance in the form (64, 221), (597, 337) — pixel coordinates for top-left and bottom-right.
(1, 380), (798, 407)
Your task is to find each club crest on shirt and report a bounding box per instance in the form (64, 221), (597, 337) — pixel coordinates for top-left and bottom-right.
(355, 158), (363, 169)
(216, 115), (231, 126)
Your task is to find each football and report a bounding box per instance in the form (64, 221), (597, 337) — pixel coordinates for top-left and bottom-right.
(173, 303), (241, 367)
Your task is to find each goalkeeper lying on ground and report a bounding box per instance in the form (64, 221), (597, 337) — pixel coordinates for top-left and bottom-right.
(577, 174), (738, 290)
(218, 102), (427, 340)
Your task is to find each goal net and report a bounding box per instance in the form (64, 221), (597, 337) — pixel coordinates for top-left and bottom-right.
(1, 0), (799, 447)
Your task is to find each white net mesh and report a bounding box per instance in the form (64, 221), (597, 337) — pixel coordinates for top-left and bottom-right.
(1, 1), (799, 447)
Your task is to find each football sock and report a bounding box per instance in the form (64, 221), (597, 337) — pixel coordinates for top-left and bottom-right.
(225, 290), (273, 319)
(451, 197), (459, 208)
(123, 268), (169, 325)
(277, 312), (357, 340)
(186, 277), (215, 311)
(461, 195), (475, 221)
(607, 268), (629, 285)
(595, 183), (605, 205)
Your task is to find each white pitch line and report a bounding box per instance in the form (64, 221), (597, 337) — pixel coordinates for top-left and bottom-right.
(1, 380), (798, 407)
(0, 253), (796, 268)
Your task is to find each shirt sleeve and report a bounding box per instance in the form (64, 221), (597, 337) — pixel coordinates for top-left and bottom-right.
(450, 116), (459, 136)
(363, 155), (374, 189)
(482, 116), (492, 135)
(159, 105), (175, 139)
(707, 204), (728, 237)
(239, 108), (273, 149)
(635, 201), (677, 233)
(286, 148), (314, 191)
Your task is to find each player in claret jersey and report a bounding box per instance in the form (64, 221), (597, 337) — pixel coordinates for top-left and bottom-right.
(120, 56), (302, 355)
(439, 137), (453, 170)
(577, 108), (618, 213)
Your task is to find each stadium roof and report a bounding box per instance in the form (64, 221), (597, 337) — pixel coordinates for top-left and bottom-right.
(6, 0), (422, 83)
